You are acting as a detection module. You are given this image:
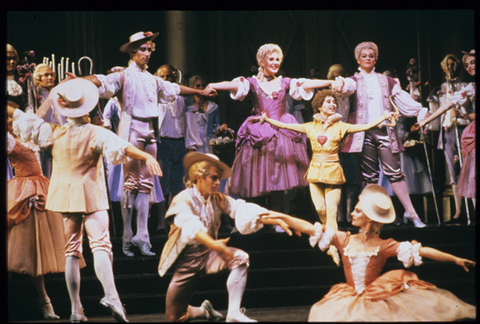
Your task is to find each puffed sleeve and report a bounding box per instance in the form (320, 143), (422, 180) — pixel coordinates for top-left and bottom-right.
(174, 213), (208, 244)
(92, 126), (132, 165)
(156, 77), (181, 104)
(95, 73), (121, 100)
(391, 83), (427, 121)
(229, 77), (250, 101)
(289, 78), (315, 101)
(7, 133), (16, 154)
(12, 109), (54, 149)
(337, 76), (357, 96)
(396, 241), (423, 268)
(224, 196), (268, 234)
(451, 83), (475, 108)
(309, 223), (335, 251)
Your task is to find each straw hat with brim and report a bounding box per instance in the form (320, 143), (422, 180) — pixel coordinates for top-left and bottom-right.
(183, 152), (232, 180)
(49, 79), (99, 118)
(119, 31), (159, 53)
(358, 185), (395, 224)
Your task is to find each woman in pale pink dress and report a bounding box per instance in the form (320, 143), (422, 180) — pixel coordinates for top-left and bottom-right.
(261, 185), (476, 321)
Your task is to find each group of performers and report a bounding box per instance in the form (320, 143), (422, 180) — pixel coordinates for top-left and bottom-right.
(6, 31), (476, 322)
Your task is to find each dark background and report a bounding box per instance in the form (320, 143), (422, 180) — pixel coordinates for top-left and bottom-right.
(7, 10), (475, 131)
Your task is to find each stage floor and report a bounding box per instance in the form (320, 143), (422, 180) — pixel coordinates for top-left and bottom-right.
(9, 305), (311, 323)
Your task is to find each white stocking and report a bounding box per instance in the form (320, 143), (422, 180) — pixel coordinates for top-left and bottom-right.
(135, 192), (150, 242)
(93, 251), (121, 303)
(65, 256), (83, 314)
(452, 184), (462, 219)
(30, 275), (49, 305)
(121, 190), (135, 242)
(389, 180), (417, 217)
(226, 264), (248, 316)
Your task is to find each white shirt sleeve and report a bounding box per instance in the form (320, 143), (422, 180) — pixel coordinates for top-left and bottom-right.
(156, 78), (181, 104)
(92, 126), (132, 165)
(174, 213), (208, 244)
(185, 109), (203, 150)
(396, 241), (423, 268)
(225, 196), (268, 234)
(391, 83), (426, 120)
(229, 77), (250, 101)
(95, 74), (121, 100)
(12, 109), (54, 149)
(338, 76), (357, 97)
(289, 78), (315, 101)
(7, 132), (16, 154)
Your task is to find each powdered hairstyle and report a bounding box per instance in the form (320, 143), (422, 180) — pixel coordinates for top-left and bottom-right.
(327, 64), (346, 80)
(33, 64), (56, 86)
(256, 44), (283, 81)
(354, 42), (378, 61)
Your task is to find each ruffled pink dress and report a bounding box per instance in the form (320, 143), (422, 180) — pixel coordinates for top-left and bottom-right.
(7, 135), (66, 276)
(307, 227), (476, 321)
(225, 76), (310, 198)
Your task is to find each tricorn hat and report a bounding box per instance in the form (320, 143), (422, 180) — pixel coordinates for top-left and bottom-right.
(358, 185), (395, 224)
(49, 78), (99, 118)
(183, 152), (232, 180)
(119, 31), (159, 53)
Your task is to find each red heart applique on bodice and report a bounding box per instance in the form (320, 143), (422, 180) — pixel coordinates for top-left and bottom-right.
(317, 135), (328, 145)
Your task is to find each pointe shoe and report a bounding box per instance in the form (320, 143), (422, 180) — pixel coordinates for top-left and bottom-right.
(327, 245), (341, 266)
(226, 308), (257, 322)
(201, 299), (225, 320)
(40, 302), (60, 320)
(70, 312), (88, 323)
(131, 235), (156, 256)
(122, 240), (135, 257)
(403, 212), (426, 228)
(100, 297), (129, 322)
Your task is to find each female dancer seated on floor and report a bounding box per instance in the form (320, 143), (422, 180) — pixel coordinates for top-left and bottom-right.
(250, 89), (397, 265)
(259, 184), (476, 321)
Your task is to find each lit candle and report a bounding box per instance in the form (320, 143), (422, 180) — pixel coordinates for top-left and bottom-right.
(43, 57), (46, 64)
(52, 54), (55, 74)
(72, 62), (75, 76)
(66, 57), (69, 73)
(58, 63), (61, 82)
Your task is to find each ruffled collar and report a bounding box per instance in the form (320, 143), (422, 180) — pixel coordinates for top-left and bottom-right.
(358, 67), (376, 75)
(129, 60), (148, 73)
(313, 113), (342, 126)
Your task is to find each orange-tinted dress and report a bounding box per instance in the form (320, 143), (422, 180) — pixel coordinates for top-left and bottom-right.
(308, 229), (476, 321)
(7, 135), (66, 276)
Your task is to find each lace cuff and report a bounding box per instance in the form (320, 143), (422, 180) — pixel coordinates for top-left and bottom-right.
(229, 77), (250, 101)
(174, 213), (208, 244)
(95, 74), (117, 99)
(397, 241), (423, 268)
(451, 83), (475, 108)
(309, 223), (334, 251)
(289, 78), (314, 101)
(230, 199), (267, 234)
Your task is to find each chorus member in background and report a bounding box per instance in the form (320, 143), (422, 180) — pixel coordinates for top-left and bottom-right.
(414, 49), (476, 212)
